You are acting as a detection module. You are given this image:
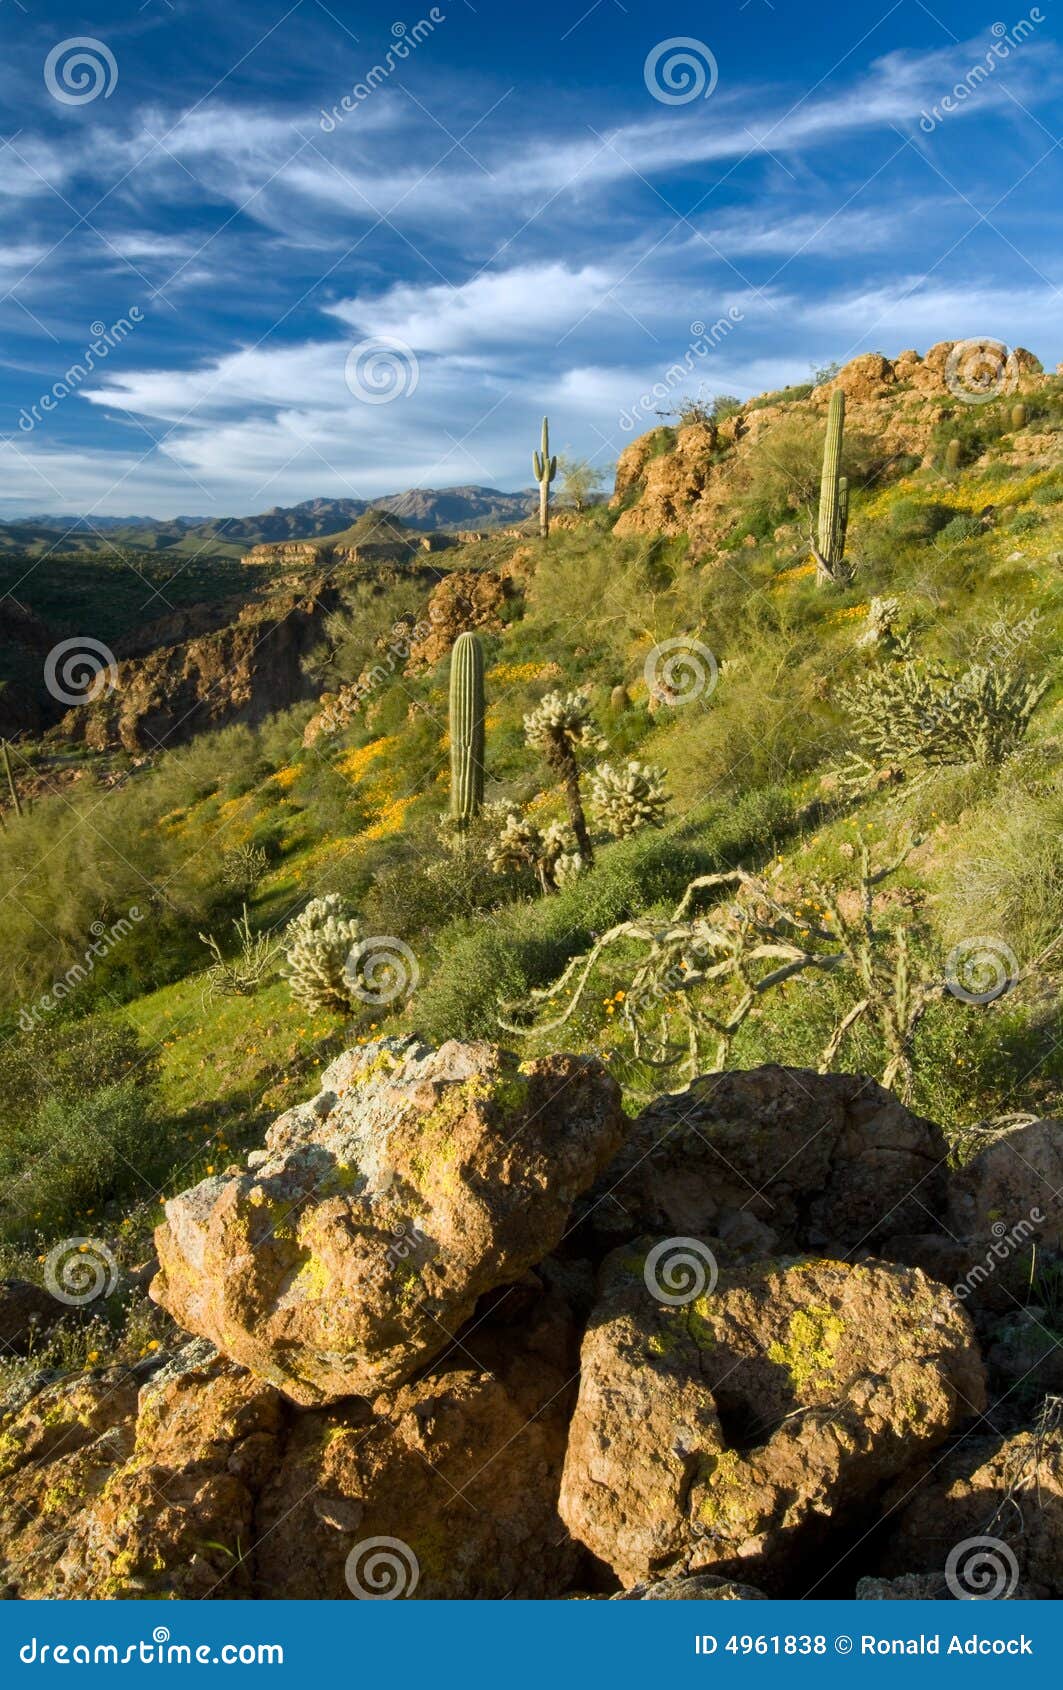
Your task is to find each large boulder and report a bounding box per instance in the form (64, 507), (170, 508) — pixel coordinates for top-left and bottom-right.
(152, 1037), (624, 1405)
(581, 1067), (947, 1256)
(256, 1281), (582, 1598)
(875, 1428), (1063, 1599)
(558, 1246), (984, 1591)
(947, 1118), (1063, 1256)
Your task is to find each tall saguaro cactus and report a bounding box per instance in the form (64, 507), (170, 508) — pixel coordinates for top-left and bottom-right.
(448, 631), (485, 832)
(813, 389), (849, 583)
(533, 416), (557, 540)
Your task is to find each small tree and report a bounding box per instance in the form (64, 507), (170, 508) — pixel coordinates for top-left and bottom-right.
(557, 456), (607, 513)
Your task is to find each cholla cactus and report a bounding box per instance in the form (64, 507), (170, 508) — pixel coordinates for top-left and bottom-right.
(524, 689), (604, 865)
(591, 759), (670, 838)
(283, 893), (361, 1013)
(855, 596), (902, 649)
(221, 842), (269, 897)
(553, 851), (586, 888)
(838, 645), (1048, 781)
(488, 813), (580, 894)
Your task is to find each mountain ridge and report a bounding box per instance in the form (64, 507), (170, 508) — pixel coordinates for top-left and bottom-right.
(0, 485), (538, 558)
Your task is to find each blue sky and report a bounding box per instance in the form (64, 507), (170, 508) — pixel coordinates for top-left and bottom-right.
(0, 0), (1060, 518)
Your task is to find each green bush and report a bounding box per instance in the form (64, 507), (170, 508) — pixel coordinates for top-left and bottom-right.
(938, 513), (985, 544)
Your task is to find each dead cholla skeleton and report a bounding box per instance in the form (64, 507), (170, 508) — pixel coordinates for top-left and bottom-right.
(500, 838), (947, 1100)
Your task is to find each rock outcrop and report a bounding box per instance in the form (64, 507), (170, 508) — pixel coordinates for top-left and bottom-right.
(2, 1054), (1043, 1601)
(581, 1066), (947, 1256)
(60, 582), (341, 754)
(558, 1248), (984, 1590)
(406, 569), (510, 672)
(612, 341), (1047, 543)
(875, 1429), (1063, 1600)
(151, 1037), (624, 1405)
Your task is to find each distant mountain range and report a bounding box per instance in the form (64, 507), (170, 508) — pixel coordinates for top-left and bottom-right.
(0, 486), (539, 559)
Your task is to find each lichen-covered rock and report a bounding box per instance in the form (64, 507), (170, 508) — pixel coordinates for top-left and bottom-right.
(152, 1037), (624, 1405)
(558, 1247), (984, 1591)
(614, 1573), (768, 1600)
(947, 1118), (1063, 1255)
(582, 1066), (947, 1255)
(256, 1282), (582, 1598)
(53, 1347), (283, 1598)
(875, 1429), (1063, 1599)
(0, 1368), (141, 1596)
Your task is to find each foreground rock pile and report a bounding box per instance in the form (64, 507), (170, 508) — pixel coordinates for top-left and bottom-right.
(1, 1041), (1060, 1600)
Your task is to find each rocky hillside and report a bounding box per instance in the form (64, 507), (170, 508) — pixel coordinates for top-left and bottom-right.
(0, 339), (1060, 1602)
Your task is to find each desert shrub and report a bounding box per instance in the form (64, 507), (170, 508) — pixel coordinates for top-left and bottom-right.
(0, 1079), (153, 1241)
(739, 414), (878, 533)
(888, 499), (954, 540)
(0, 1015), (162, 1241)
(1008, 510), (1042, 534)
(938, 513), (984, 544)
(938, 779), (1063, 964)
